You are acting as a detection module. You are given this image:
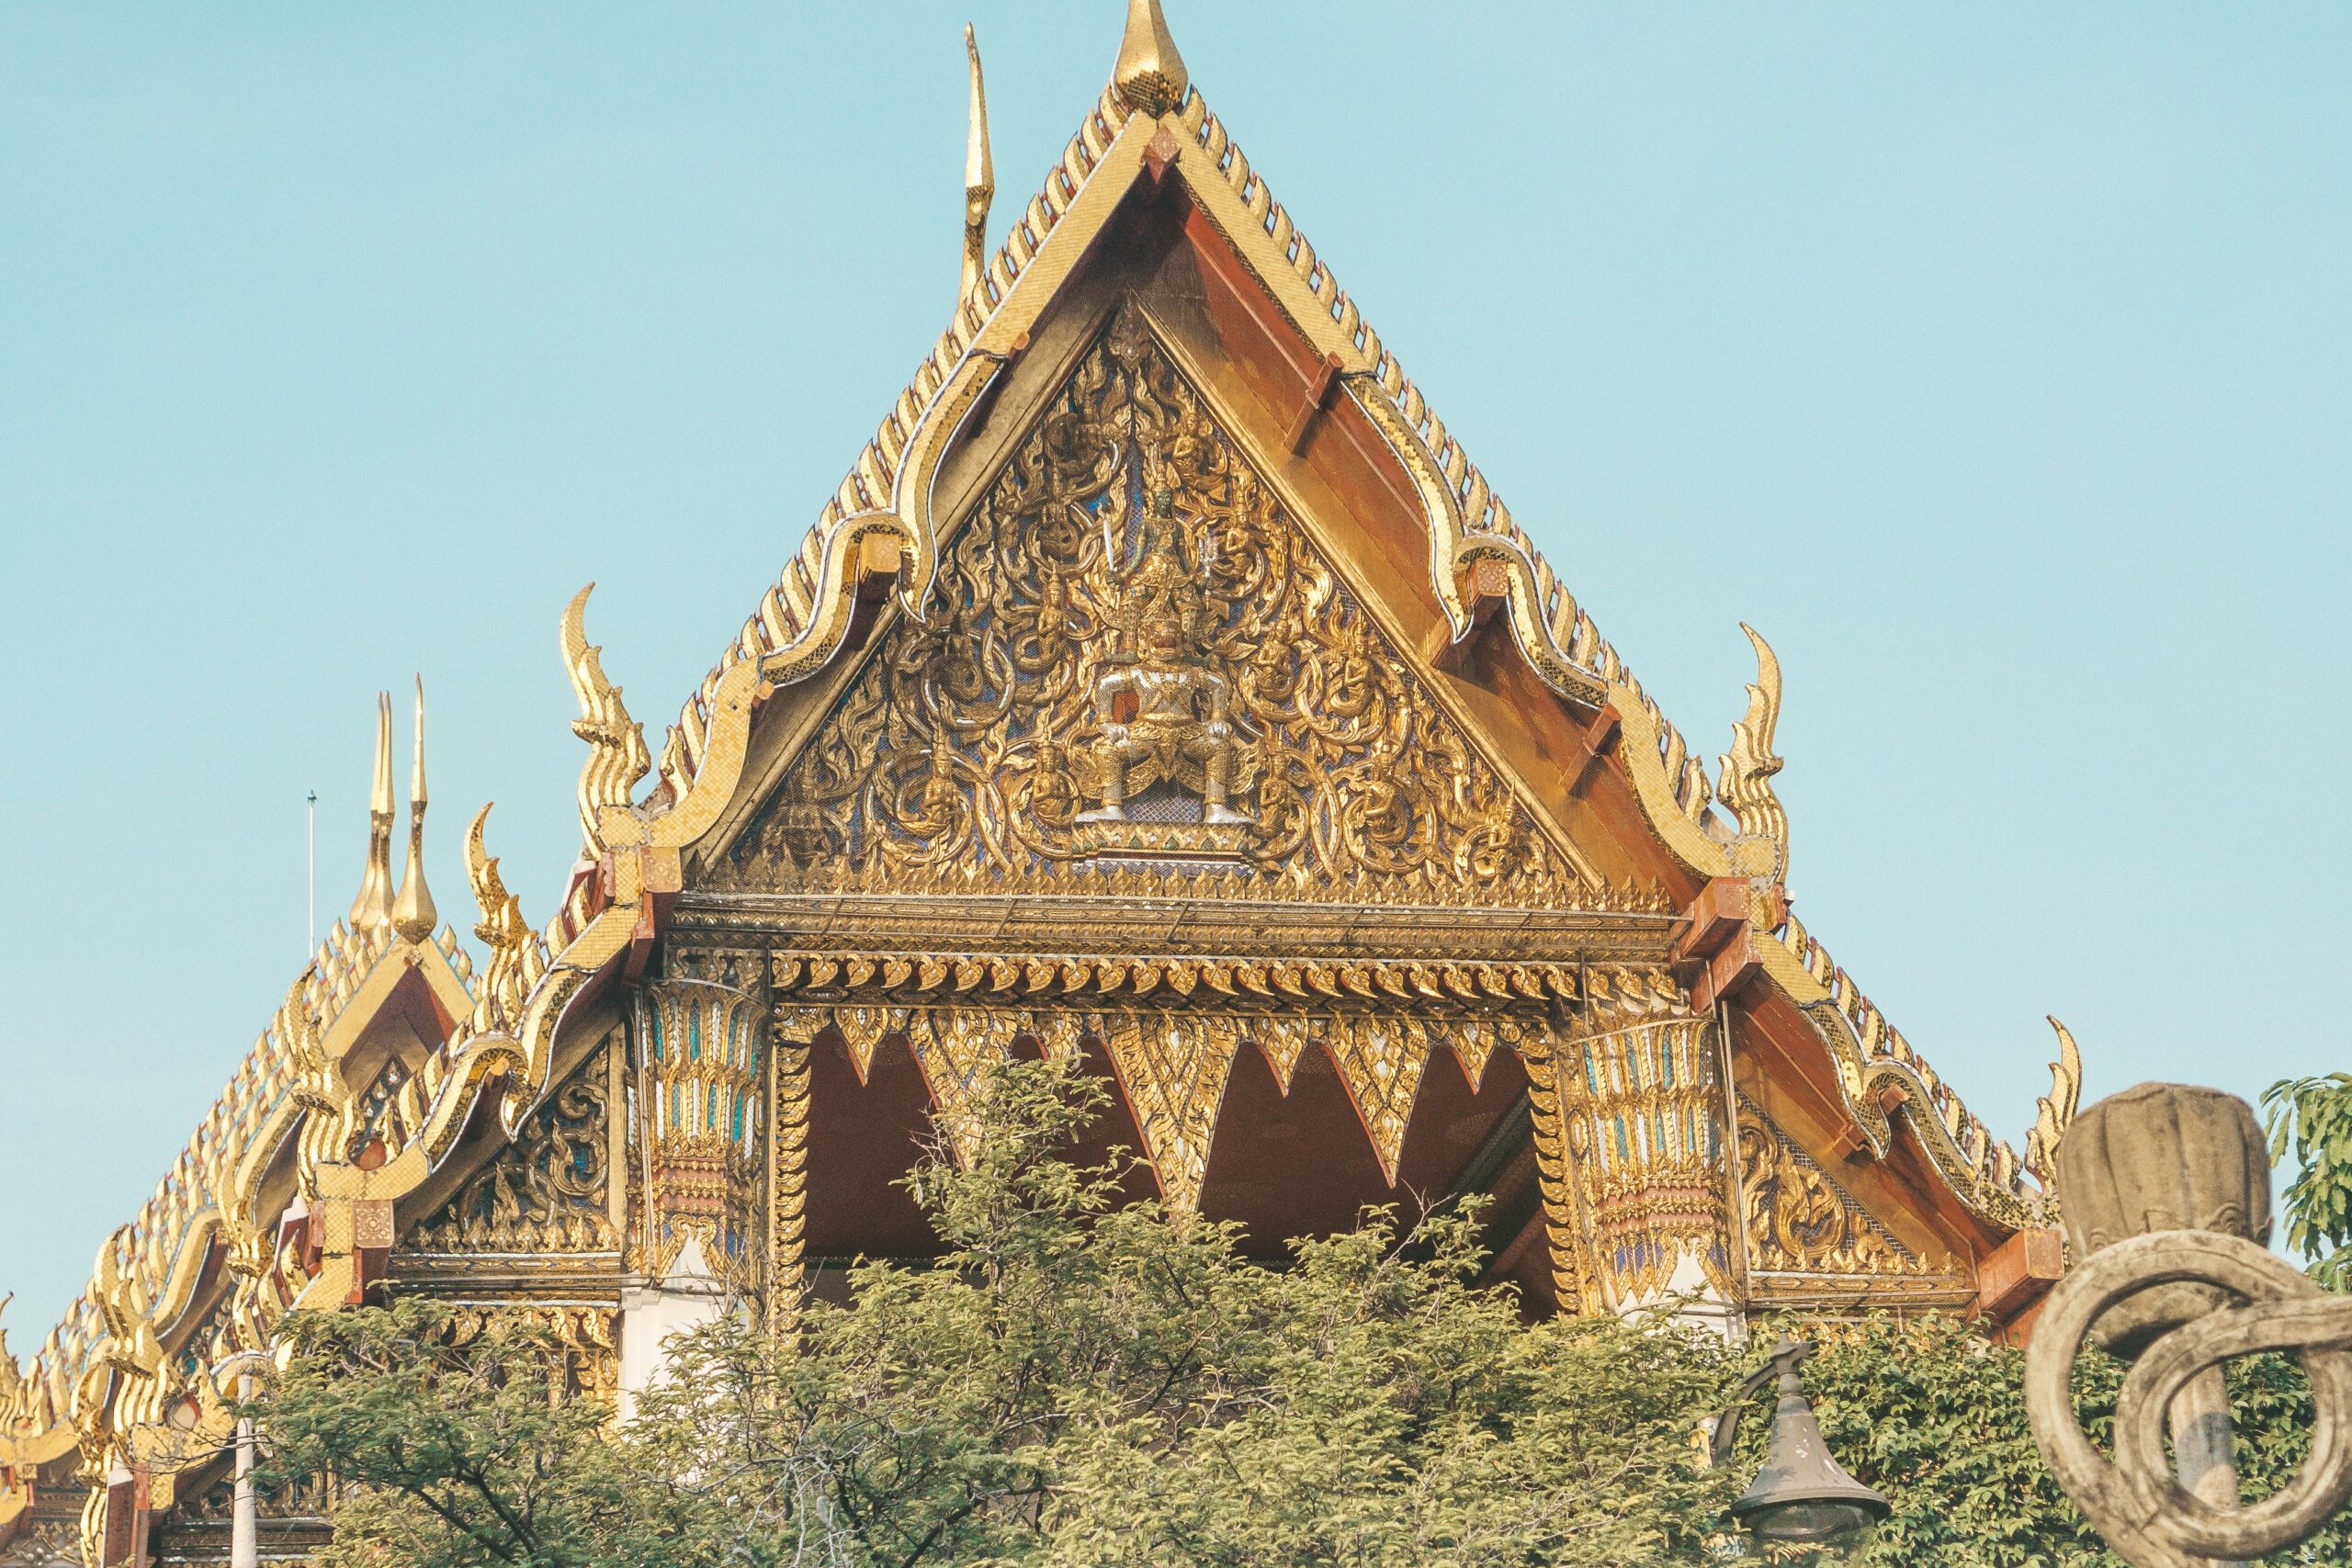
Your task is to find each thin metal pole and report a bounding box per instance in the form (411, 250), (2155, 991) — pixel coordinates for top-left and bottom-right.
(231, 1368), (257, 1568)
(306, 791), (317, 956)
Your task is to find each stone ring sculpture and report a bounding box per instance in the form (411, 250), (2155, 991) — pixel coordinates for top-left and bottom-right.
(2026, 1224), (2352, 1567)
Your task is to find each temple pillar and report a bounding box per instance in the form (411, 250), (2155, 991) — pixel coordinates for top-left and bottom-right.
(617, 971), (764, 1409)
(1526, 968), (1739, 1334)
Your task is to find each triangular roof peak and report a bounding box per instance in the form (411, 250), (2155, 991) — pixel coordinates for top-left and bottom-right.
(596, 10), (2066, 1240)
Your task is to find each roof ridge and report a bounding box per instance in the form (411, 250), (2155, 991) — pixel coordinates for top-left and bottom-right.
(626, 73), (2052, 1230)
(2, 915), (478, 1443)
(641, 82), (1141, 809)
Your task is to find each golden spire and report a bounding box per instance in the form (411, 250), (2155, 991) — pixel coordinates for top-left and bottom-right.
(347, 692), (396, 935)
(961, 23), (994, 310)
(1113, 0), (1187, 117)
(391, 675), (438, 943)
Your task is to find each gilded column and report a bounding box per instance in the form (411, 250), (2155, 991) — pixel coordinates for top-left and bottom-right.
(765, 1014), (814, 1337)
(1530, 967), (1736, 1329)
(618, 969), (764, 1402)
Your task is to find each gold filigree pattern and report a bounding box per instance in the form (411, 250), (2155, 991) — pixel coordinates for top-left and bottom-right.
(635, 984), (763, 1285)
(1095, 1010), (1244, 1212)
(773, 1002), (1512, 1211)
(446, 1305), (618, 1404)
(1542, 970), (1731, 1312)
(1321, 1014), (1430, 1183)
(713, 311), (1581, 906)
(411, 1053), (616, 1254)
(1735, 1098), (1931, 1277)
(903, 1008), (1033, 1167)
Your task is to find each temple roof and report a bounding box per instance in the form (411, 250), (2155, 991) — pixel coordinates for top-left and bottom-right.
(3, 1), (2080, 1524)
(629, 2), (2070, 1232)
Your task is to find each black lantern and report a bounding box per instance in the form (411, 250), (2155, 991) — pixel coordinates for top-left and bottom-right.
(1712, 1336), (1891, 1546)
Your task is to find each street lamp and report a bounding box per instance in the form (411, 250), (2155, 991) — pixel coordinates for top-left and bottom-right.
(1711, 1335), (1891, 1548)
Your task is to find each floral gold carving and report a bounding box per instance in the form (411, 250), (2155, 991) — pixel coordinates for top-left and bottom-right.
(1735, 1097), (1937, 1277)
(714, 308), (1580, 904)
(413, 1052), (616, 1253)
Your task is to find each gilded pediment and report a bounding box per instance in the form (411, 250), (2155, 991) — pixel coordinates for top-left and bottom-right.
(707, 307), (1601, 908)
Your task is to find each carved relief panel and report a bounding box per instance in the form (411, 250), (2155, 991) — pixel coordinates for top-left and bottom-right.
(1734, 1095), (1952, 1289)
(630, 974), (763, 1290)
(710, 305), (1581, 903)
(410, 1044), (617, 1254)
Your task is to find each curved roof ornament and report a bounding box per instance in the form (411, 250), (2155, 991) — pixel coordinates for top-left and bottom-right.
(560, 583), (652, 856)
(347, 692), (396, 935)
(961, 24), (994, 312)
(1715, 624), (1789, 881)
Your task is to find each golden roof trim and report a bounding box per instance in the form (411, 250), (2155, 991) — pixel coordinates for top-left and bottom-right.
(773, 951), (1586, 1007)
(618, 54), (2051, 1230)
(0, 915), (476, 1473)
(2, 14), (2067, 1502)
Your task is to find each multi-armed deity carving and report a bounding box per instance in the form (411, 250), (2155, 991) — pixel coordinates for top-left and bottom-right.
(714, 308), (1581, 905)
(1071, 458), (1254, 862)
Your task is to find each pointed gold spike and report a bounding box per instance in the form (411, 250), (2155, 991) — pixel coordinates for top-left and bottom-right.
(348, 693), (397, 934)
(1716, 622), (1789, 877)
(2025, 1017), (2084, 1180)
(961, 23), (995, 311)
(392, 675), (438, 943)
(1113, 0), (1187, 117)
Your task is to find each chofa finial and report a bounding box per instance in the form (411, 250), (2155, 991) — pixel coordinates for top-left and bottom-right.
(391, 674), (437, 943)
(961, 23), (995, 311)
(1113, 0), (1188, 117)
(1715, 623), (1789, 880)
(348, 692), (397, 935)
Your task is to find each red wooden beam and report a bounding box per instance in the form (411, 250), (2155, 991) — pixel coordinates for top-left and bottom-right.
(1284, 350), (1346, 455)
(1564, 703), (1621, 797)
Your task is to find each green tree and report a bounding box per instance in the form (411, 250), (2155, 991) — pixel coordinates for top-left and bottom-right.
(2264, 1070), (2352, 1291)
(262, 1059), (2344, 1566)
(264, 1301), (722, 1567)
(270, 1062), (1737, 1566)
(1776, 1315), (2342, 1567)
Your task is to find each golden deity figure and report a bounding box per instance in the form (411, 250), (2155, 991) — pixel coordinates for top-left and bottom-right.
(1074, 479), (1252, 851)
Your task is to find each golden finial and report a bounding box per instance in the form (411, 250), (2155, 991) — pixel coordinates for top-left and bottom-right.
(1715, 623), (1789, 880)
(961, 23), (994, 311)
(560, 583), (651, 856)
(1113, 0), (1187, 117)
(392, 675), (438, 943)
(2025, 1017), (2084, 1181)
(348, 692), (396, 934)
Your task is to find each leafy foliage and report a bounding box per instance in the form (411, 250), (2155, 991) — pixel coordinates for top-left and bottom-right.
(265, 1302), (715, 1567)
(264, 1060), (2346, 1566)
(2264, 1070), (2352, 1291)
(1773, 1316), (2343, 1567)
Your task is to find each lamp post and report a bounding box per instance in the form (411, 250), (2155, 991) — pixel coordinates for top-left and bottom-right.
(2026, 1082), (2352, 1568)
(1711, 1335), (1890, 1551)
(208, 1349), (274, 1568)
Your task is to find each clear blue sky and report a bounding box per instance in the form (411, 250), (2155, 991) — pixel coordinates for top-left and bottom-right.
(3, 3), (2346, 1341)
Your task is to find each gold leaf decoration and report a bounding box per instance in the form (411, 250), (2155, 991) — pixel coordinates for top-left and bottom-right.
(713, 310), (1580, 907)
